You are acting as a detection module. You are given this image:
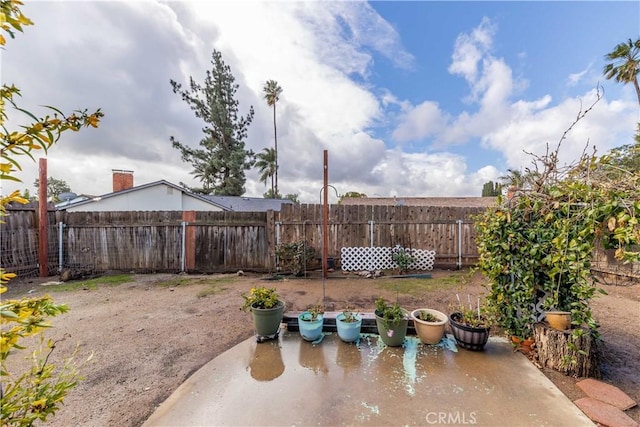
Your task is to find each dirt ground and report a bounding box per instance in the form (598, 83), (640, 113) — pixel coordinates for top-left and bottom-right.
(3, 269), (639, 426)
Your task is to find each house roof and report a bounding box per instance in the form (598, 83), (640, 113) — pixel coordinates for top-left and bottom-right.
(55, 194), (95, 209)
(340, 196), (499, 208)
(202, 195), (294, 212)
(56, 180), (229, 211)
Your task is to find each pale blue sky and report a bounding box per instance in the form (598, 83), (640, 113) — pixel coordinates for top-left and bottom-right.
(2, 1), (638, 202)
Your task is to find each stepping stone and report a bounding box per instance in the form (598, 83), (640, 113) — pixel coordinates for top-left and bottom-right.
(577, 378), (637, 410)
(574, 397), (639, 427)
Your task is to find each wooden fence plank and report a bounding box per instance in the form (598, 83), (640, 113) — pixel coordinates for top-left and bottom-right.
(3, 206), (633, 278)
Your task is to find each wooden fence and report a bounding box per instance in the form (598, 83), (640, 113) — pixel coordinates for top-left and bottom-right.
(277, 204), (485, 268)
(2, 205), (636, 279)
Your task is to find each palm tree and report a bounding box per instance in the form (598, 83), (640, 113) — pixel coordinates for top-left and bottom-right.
(263, 80), (283, 196)
(603, 38), (640, 106)
(255, 147), (276, 197)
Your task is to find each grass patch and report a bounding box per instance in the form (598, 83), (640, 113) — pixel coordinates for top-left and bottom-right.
(376, 272), (469, 296)
(154, 275), (237, 289)
(196, 284), (227, 298)
(46, 274), (133, 292)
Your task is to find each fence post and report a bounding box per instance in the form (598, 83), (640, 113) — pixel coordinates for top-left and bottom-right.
(182, 211), (196, 272)
(38, 158), (48, 277)
(181, 221), (186, 273)
(457, 219), (463, 270)
(265, 211), (276, 271)
(58, 222), (65, 273)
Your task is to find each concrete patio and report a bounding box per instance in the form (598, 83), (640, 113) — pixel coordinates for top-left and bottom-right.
(144, 329), (594, 426)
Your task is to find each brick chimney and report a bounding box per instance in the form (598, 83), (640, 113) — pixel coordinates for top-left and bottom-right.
(112, 169), (134, 192)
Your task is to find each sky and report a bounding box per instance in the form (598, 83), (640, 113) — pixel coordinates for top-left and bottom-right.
(2, 1), (639, 204)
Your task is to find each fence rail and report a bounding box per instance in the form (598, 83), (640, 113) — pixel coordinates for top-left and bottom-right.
(1, 205), (635, 279)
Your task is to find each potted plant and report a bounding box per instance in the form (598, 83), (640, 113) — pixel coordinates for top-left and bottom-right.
(374, 297), (409, 347)
(449, 295), (491, 351)
(298, 302), (324, 341)
(541, 276), (577, 331)
(241, 286), (285, 339)
(544, 310), (572, 331)
(336, 306), (362, 343)
(411, 308), (448, 345)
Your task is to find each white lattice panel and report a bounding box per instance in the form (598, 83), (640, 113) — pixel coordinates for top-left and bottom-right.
(340, 247), (435, 272)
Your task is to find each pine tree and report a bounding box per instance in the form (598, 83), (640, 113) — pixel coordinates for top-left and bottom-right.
(170, 50), (254, 195)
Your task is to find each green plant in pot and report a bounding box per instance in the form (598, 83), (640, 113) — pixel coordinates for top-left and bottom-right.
(241, 286), (285, 339)
(411, 308), (448, 345)
(298, 302), (324, 341)
(374, 297), (409, 347)
(336, 306), (362, 343)
(449, 295), (492, 351)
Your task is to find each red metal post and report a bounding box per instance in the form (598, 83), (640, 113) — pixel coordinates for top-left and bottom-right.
(323, 150), (328, 279)
(38, 158), (48, 277)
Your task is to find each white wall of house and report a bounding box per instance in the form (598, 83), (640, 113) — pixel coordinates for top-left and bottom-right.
(64, 183), (223, 212)
(182, 194), (224, 211)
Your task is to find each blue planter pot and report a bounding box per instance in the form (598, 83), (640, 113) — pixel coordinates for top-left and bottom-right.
(298, 312), (324, 341)
(336, 313), (362, 342)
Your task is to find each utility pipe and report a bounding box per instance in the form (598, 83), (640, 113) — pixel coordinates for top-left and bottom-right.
(369, 206), (374, 248)
(275, 221), (282, 271)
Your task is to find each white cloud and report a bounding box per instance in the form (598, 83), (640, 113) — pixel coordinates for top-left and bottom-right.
(2, 1), (416, 201)
(2, 5), (636, 205)
(391, 16), (636, 178)
(567, 64), (591, 87)
(369, 150), (473, 196)
(448, 17), (495, 85)
(483, 88), (637, 169)
(391, 101), (448, 143)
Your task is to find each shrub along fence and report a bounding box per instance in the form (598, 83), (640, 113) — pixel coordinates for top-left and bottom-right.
(1, 204), (635, 279)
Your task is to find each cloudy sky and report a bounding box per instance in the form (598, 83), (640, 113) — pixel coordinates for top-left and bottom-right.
(2, 1), (638, 203)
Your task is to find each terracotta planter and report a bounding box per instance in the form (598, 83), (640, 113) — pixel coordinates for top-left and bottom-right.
(545, 311), (571, 331)
(411, 309), (447, 345)
(449, 312), (490, 351)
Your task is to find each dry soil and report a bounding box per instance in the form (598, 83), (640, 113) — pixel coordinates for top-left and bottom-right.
(3, 269), (639, 426)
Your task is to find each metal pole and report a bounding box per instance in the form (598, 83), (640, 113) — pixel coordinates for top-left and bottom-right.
(181, 221), (186, 272)
(369, 206), (374, 248)
(58, 222), (64, 273)
(322, 150), (328, 301)
(457, 219), (463, 270)
(275, 221), (281, 271)
(275, 221), (281, 245)
(38, 158), (48, 277)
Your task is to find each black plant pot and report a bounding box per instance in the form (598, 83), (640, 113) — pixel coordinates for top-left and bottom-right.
(449, 312), (490, 351)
